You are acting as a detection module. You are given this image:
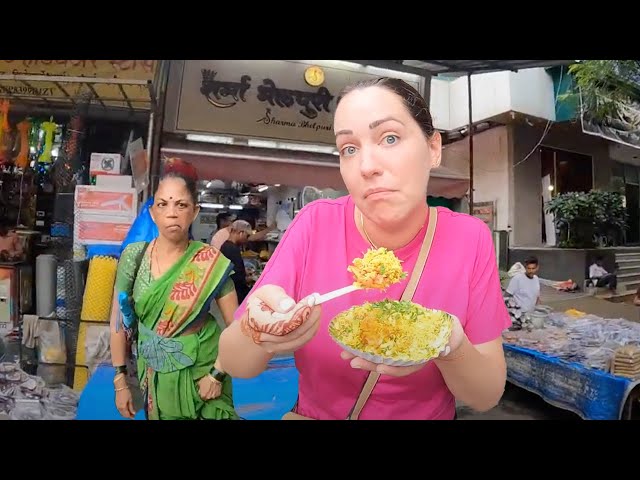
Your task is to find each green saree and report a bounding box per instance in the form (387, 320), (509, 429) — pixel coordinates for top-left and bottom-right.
(115, 240), (239, 420)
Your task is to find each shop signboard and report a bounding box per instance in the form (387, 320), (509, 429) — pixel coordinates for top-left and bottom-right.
(472, 201), (496, 231)
(0, 60), (157, 109)
(165, 60), (426, 146)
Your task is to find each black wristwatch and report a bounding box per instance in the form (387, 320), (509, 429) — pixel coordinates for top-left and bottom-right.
(114, 365), (128, 375)
(210, 367), (227, 383)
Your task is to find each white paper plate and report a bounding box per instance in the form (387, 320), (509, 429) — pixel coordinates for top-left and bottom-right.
(329, 306), (456, 367)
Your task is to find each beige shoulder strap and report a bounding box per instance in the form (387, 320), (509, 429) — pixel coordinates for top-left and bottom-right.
(347, 206), (439, 420)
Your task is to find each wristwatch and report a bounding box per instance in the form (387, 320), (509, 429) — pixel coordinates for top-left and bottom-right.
(209, 367), (227, 383)
(114, 365), (128, 376)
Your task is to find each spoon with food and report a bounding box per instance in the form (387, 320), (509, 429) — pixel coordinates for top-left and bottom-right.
(242, 248), (407, 342)
(313, 247), (407, 304)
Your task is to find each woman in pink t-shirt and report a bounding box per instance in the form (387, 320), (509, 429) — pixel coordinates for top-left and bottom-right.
(218, 77), (511, 420)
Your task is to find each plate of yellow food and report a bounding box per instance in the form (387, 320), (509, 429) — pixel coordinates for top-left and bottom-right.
(328, 300), (454, 366)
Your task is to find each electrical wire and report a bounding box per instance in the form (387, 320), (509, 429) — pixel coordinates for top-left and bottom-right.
(513, 65), (565, 169)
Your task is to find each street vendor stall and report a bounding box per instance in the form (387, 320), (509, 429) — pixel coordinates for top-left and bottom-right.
(0, 61), (162, 420)
(502, 310), (640, 420)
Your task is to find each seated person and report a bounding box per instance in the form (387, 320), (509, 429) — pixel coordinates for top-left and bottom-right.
(506, 256), (540, 313)
(589, 255), (617, 292)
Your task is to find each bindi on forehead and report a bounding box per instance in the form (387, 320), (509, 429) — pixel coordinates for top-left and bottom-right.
(158, 196), (188, 203)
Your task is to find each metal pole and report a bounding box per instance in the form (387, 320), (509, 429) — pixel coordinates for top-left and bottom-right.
(143, 110), (154, 205)
(467, 73), (474, 213)
(149, 60), (171, 195)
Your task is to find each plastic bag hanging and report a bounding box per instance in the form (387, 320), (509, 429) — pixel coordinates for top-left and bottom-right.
(38, 117), (57, 163)
(0, 100), (10, 165)
(15, 119), (31, 169)
(119, 196), (159, 254)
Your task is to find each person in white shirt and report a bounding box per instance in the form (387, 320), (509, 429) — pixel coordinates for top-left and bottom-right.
(210, 212), (235, 250)
(506, 256), (541, 313)
(589, 255), (617, 292)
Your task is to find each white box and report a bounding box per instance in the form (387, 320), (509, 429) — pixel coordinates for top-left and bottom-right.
(96, 174), (133, 189)
(74, 185), (137, 218)
(74, 213), (134, 245)
(90, 153), (122, 176)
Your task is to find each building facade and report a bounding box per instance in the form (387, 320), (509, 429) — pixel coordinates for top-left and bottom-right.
(432, 65), (639, 248)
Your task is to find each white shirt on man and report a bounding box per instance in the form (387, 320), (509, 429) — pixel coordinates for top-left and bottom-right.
(589, 264), (608, 280)
(506, 272), (540, 313)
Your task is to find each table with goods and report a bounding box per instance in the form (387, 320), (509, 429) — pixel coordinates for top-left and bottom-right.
(502, 308), (640, 420)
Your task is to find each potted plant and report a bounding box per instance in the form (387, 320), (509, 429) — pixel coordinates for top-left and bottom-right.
(545, 191), (597, 248)
(545, 190), (626, 248)
(592, 190), (628, 246)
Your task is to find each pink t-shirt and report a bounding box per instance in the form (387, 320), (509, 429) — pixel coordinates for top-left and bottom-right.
(235, 195), (511, 420)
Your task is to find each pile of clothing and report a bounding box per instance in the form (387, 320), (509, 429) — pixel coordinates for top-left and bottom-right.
(0, 362), (79, 420)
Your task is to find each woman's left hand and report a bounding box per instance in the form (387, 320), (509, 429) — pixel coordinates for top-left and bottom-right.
(340, 314), (468, 377)
(198, 375), (222, 401)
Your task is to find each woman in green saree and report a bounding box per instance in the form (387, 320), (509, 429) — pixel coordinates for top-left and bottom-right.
(109, 159), (239, 420)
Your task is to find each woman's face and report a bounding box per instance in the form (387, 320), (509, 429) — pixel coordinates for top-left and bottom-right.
(334, 86), (441, 227)
(150, 177), (199, 242)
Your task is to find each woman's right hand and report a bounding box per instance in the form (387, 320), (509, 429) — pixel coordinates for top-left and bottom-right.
(241, 285), (321, 354)
(115, 387), (136, 419)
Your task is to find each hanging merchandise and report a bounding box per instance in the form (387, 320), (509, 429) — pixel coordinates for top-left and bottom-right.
(53, 93), (90, 193)
(15, 119), (31, 170)
(36, 319), (67, 385)
(38, 118), (57, 164)
(29, 119), (42, 159)
(0, 100), (10, 166)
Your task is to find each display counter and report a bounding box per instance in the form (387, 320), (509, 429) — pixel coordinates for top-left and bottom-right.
(503, 310), (640, 420)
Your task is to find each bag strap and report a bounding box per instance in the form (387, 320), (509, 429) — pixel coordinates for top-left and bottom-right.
(347, 206), (439, 420)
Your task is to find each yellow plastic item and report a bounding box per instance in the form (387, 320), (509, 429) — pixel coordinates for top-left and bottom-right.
(72, 321), (89, 391)
(80, 255), (117, 322)
(38, 118), (57, 163)
(565, 308), (586, 318)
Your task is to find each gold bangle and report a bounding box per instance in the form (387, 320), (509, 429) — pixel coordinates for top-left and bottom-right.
(115, 386), (129, 392)
(114, 373), (126, 384)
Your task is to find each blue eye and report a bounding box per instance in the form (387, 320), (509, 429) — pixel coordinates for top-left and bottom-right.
(341, 146), (357, 156)
(384, 135), (398, 145)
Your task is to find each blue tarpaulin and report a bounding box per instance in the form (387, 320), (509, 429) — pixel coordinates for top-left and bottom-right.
(77, 346), (638, 420)
(75, 356), (299, 420)
(504, 344), (639, 420)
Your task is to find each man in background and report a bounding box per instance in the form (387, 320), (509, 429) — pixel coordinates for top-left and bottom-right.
(506, 256), (541, 313)
(589, 255), (617, 293)
(210, 212), (235, 250)
(220, 220), (253, 303)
